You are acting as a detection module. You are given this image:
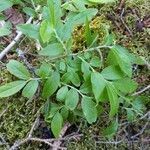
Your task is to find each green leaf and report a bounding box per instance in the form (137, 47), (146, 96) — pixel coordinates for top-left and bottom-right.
(71, 72), (81, 87)
(103, 120), (118, 137)
(63, 0), (91, 12)
(0, 81), (27, 98)
(88, 0), (116, 3)
(65, 89), (79, 110)
(51, 112), (63, 138)
(132, 97), (146, 114)
(104, 33), (114, 46)
(111, 45), (132, 77)
(113, 78), (138, 93)
(40, 20), (53, 43)
(101, 65), (125, 80)
(126, 108), (135, 122)
(47, 0), (62, 28)
(106, 82), (119, 117)
(39, 43), (64, 57)
(72, 0), (87, 11)
(0, 0), (13, 12)
(62, 2), (77, 12)
(42, 72), (60, 98)
(129, 54), (145, 65)
(107, 50), (118, 66)
(23, 7), (36, 17)
(0, 26), (11, 37)
(60, 8), (97, 41)
(7, 60), (31, 80)
(17, 24), (39, 40)
(61, 72), (72, 84)
(80, 79), (92, 94)
(81, 97), (97, 124)
(81, 61), (91, 80)
(59, 61), (66, 71)
(45, 103), (60, 119)
(61, 70), (80, 86)
(91, 72), (106, 103)
(90, 56), (101, 68)
(68, 8), (98, 26)
(67, 57), (81, 71)
(36, 62), (51, 78)
(60, 107), (69, 120)
(22, 80), (39, 99)
(56, 86), (68, 101)
(85, 18), (93, 46)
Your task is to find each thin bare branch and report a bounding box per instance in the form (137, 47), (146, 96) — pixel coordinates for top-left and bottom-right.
(130, 122), (149, 139)
(0, 6), (41, 61)
(132, 85), (150, 96)
(52, 123), (71, 150)
(0, 106), (9, 118)
(28, 116), (39, 138)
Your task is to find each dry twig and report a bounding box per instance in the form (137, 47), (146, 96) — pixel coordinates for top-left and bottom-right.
(120, 8), (133, 36)
(0, 6), (40, 61)
(117, 0), (125, 11)
(52, 123), (71, 150)
(132, 85), (150, 96)
(0, 106), (9, 118)
(8, 115), (80, 150)
(130, 122), (149, 139)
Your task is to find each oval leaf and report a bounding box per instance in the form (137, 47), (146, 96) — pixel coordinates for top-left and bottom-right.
(22, 80), (39, 98)
(101, 65), (125, 80)
(0, 81), (27, 98)
(56, 86), (68, 101)
(65, 89), (79, 110)
(51, 112), (63, 138)
(17, 24), (39, 40)
(36, 62), (52, 78)
(103, 120), (118, 137)
(91, 72), (106, 103)
(71, 72), (81, 87)
(81, 97), (97, 124)
(106, 82), (119, 117)
(40, 20), (53, 43)
(111, 46), (132, 77)
(7, 60), (31, 80)
(39, 43), (64, 57)
(42, 72), (60, 98)
(113, 78), (138, 93)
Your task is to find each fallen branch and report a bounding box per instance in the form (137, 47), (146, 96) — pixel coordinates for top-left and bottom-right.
(130, 121), (149, 139)
(96, 139), (124, 145)
(9, 133), (82, 150)
(117, 0), (125, 11)
(0, 6), (40, 61)
(0, 106), (9, 118)
(9, 137), (67, 150)
(52, 123), (71, 150)
(27, 116), (39, 138)
(120, 8), (133, 36)
(132, 85), (150, 96)
(143, 58), (150, 70)
(9, 115), (81, 150)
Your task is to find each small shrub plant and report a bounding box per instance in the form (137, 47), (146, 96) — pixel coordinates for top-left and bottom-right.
(0, 0), (145, 137)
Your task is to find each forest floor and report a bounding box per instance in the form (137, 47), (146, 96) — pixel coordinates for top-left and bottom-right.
(0, 0), (150, 150)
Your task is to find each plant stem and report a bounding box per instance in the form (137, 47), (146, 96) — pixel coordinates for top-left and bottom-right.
(53, 29), (68, 54)
(77, 56), (95, 72)
(47, 45), (111, 62)
(61, 82), (85, 97)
